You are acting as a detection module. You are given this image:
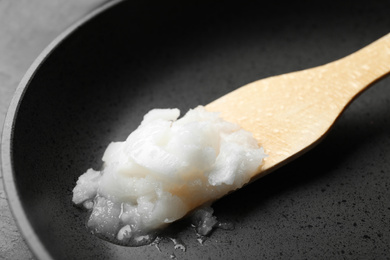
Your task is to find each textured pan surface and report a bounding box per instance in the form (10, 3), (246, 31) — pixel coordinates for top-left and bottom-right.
(2, 0), (390, 259)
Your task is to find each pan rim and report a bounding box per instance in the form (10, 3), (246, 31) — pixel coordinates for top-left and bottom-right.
(1, 1), (123, 259)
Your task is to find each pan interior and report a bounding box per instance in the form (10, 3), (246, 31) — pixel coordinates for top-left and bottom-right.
(6, 0), (390, 259)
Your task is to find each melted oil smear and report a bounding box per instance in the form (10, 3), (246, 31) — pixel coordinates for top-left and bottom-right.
(84, 198), (234, 250)
(149, 206), (235, 256)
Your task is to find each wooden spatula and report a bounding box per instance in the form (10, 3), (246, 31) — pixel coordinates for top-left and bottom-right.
(206, 33), (390, 182)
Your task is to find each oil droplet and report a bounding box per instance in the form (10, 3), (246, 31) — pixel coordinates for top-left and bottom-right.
(197, 235), (207, 245)
(150, 237), (162, 252)
(218, 221), (235, 230)
(169, 238), (186, 252)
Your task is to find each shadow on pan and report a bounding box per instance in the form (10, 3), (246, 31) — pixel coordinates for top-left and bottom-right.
(3, 0), (390, 259)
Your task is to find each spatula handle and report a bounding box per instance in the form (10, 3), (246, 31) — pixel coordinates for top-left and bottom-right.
(327, 33), (390, 97)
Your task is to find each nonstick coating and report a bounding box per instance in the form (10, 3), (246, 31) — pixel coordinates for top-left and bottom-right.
(3, 0), (390, 259)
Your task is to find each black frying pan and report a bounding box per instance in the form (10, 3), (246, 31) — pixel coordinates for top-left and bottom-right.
(2, 0), (390, 259)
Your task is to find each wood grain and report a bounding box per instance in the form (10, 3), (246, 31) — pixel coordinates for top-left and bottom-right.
(206, 33), (390, 180)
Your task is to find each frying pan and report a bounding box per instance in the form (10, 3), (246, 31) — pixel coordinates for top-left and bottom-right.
(2, 0), (390, 259)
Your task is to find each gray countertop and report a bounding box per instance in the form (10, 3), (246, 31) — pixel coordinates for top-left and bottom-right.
(0, 1), (109, 258)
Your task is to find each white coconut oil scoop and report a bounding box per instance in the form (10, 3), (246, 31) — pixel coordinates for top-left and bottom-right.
(206, 33), (390, 181)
